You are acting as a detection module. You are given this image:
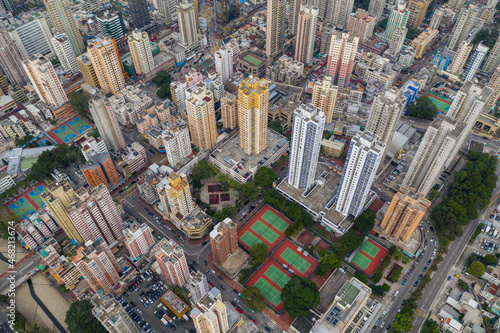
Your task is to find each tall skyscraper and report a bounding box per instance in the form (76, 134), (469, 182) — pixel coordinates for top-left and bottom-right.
(87, 37), (126, 95)
(43, 0), (85, 56)
(89, 90), (126, 151)
(128, 30), (155, 75)
(187, 272), (210, 303)
(191, 290), (229, 333)
(387, 27), (407, 57)
(312, 77), (338, 123)
(447, 4), (478, 51)
(171, 81), (187, 110)
(22, 55), (69, 109)
(447, 40), (472, 74)
(221, 93), (238, 129)
(335, 132), (385, 217)
(186, 83), (217, 149)
(325, 0), (355, 28)
(238, 76), (269, 155)
(129, 0), (151, 28)
(159, 172), (195, 219)
(153, 238), (190, 287)
(77, 53), (100, 88)
(210, 218), (238, 265)
(385, 2), (409, 39)
(295, 5), (318, 65)
(483, 38), (500, 75)
(162, 119), (192, 168)
(290, 0), (303, 35)
(406, 0), (429, 28)
(74, 239), (121, 294)
(214, 45), (234, 84)
(266, 0), (286, 58)
(51, 33), (79, 74)
(123, 222), (155, 260)
(327, 31), (358, 88)
(366, 88), (405, 147)
(92, 295), (140, 333)
(81, 153), (121, 187)
(0, 32), (29, 87)
(402, 115), (465, 195)
(95, 9), (127, 41)
(178, 0), (198, 48)
(348, 9), (376, 43)
(8, 18), (53, 59)
(380, 186), (430, 242)
(463, 44), (488, 82)
(288, 103), (325, 190)
(215, 0), (240, 26)
(368, 0), (386, 22)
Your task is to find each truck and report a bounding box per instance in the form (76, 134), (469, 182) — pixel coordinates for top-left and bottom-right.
(161, 318), (170, 326)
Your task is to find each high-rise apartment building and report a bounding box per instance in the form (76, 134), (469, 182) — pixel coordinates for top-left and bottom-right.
(51, 33), (79, 74)
(157, 0), (176, 24)
(8, 18), (53, 59)
(385, 2), (409, 39)
(221, 93), (238, 129)
(22, 55), (69, 109)
(406, 0), (429, 28)
(43, 0), (85, 56)
(486, 66), (500, 110)
(153, 238), (190, 287)
(186, 83), (217, 149)
(328, 0), (355, 28)
(92, 295), (140, 333)
(402, 115), (465, 195)
(129, 0), (151, 28)
(463, 44), (488, 82)
(288, 103), (325, 190)
(447, 40), (472, 74)
(0, 32), (29, 87)
(238, 76), (269, 155)
(128, 30), (155, 75)
(77, 53), (100, 88)
(380, 186), (430, 242)
(191, 290), (229, 333)
(210, 217), (238, 265)
(336, 132), (385, 217)
(162, 119), (192, 168)
(366, 88), (405, 147)
(89, 90), (126, 151)
(428, 7), (443, 30)
(410, 28), (438, 58)
(290, 0), (303, 35)
(348, 9), (376, 43)
(447, 4), (478, 51)
(448, 0), (466, 10)
(368, 0), (386, 22)
(214, 45), (234, 84)
(327, 31), (359, 88)
(483, 38), (500, 75)
(171, 81), (187, 110)
(215, 0), (239, 26)
(81, 153), (121, 187)
(295, 5), (318, 65)
(159, 172), (195, 218)
(387, 27), (407, 57)
(266, 0), (286, 58)
(186, 272), (210, 303)
(74, 239), (121, 294)
(87, 37), (126, 95)
(178, 0), (198, 48)
(96, 9), (127, 41)
(311, 77), (338, 123)
(123, 222), (155, 259)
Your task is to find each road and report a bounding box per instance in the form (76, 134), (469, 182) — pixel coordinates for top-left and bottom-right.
(0, 255), (39, 294)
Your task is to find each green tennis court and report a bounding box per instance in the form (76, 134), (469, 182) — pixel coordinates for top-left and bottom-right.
(280, 248), (311, 274)
(261, 211), (289, 232)
(254, 278), (282, 306)
(361, 241), (380, 258)
(240, 231), (262, 247)
(251, 221), (279, 243)
(264, 265), (291, 288)
(352, 252), (371, 270)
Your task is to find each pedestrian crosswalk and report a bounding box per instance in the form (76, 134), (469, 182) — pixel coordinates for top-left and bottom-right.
(267, 320), (277, 329)
(415, 309), (426, 318)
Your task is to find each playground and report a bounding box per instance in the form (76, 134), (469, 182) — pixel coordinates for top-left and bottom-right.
(271, 239), (319, 277)
(426, 91), (451, 115)
(350, 238), (389, 276)
(35, 134), (56, 147)
(48, 117), (92, 144)
(7, 182), (48, 219)
(238, 204), (292, 251)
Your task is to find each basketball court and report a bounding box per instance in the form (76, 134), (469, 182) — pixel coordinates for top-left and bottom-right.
(271, 239), (319, 277)
(48, 117), (92, 144)
(7, 181), (48, 219)
(66, 116), (91, 134)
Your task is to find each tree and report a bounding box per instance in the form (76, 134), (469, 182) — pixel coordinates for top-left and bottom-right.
(157, 83), (171, 99)
(254, 167), (276, 187)
(473, 29), (499, 48)
(237, 182), (261, 202)
(469, 261), (485, 277)
(406, 27), (419, 40)
(484, 254), (497, 265)
(19, 322), (50, 333)
(392, 307), (414, 332)
(353, 209), (376, 233)
(268, 121), (283, 134)
(65, 299), (106, 333)
(249, 242), (269, 267)
(89, 128), (100, 139)
(191, 160), (218, 179)
(241, 287), (266, 312)
(421, 320), (439, 333)
(153, 70), (172, 86)
(281, 276), (320, 317)
(68, 91), (89, 118)
(83, 320), (108, 333)
(407, 96), (438, 120)
(316, 249), (341, 276)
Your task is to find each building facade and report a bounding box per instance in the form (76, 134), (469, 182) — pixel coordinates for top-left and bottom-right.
(89, 90), (126, 151)
(295, 5), (318, 65)
(123, 222), (155, 260)
(221, 93), (238, 129)
(348, 9), (376, 43)
(266, 0), (286, 58)
(385, 2), (409, 39)
(153, 238), (190, 287)
(129, 0), (151, 28)
(366, 87), (405, 146)
(87, 37), (126, 95)
(186, 83), (217, 149)
(312, 77), (339, 123)
(51, 33), (79, 74)
(210, 218), (238, 265)
(327, 31), (359, 88)
(128, 30), (155, 75)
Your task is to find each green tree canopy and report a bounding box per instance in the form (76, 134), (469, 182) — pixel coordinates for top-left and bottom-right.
(154, 71), (172, 100)
(406, 27), (419, 40)
(89, 128), (100, 139)
(191, 160), (218, 179)
(353, 209), (376, 233)
(268, 121), (283, 134)
(241, 287), (266, 312)
(249, 242), (269, 267)
(469, 261), (485, 277)
(422, 320), (439, 333)
(68, 91), (89, 118)
(254, 167), (277, 187)
(281, 276), (320, 317)
(392, 306), (414, 332)
(237, 182), (261, 202)
(473, 29), (499, 48)
(316, 249), (341, 276)
(65, 300), (106, 333)
(407, 96), (438, 120)
(484, 254), (498, 265)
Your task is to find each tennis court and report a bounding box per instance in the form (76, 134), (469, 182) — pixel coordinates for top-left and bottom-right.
(351, 252), (371, 270)
(271, 239), (319, 277)
(261, 211), (289, 232)
(251, 221), (280, 243)
(240, 231), (263, 248)
(280, 248), (311, 274)
(253, 278), (282, 306)
(361, 241), (380, 258)
(264, 265), (291, 288)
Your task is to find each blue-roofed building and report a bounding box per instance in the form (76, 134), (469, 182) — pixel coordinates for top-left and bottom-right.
(432, 53), (451, 70)
(402, 80), (421, 112)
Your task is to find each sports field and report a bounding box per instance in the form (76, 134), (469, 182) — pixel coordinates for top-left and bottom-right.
(271, 239), (319, 277)
(36, 134), (56, 147)
(238, 204), (292, 251)
(7, 181), (48, 219)
(48, 117), (92, 144)
(67, 116), (92, 134)
(349, 238), (389, 276)
(243, 54), (264, 66)
(426, 91), (451, 115)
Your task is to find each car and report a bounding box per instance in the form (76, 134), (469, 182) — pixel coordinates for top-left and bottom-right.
(235, 307), (243, 314)
(252, 319), (258, 324)
(218, 275), (223, 280)
(401, 299), (407, 305)
(423, 266), (428, 272)
(414, 280), (419, 287)
(130, 302), (136, 307)
(204, 260), (208, 266)
(220, 284), (226, 290)
(231, 301), (237, 307)
(402, 280), (406, 286)
(145, 283), (151, 288)
(209, 282), (215, 287)
(427, 259), (431, 265)
(418, 274), (423, 280)
(193, 261), (198, 266)
(233, 288), (239, 294)
(119, 190), (124, 193)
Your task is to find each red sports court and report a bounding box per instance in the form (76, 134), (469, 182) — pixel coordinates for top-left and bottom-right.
(271, 239), (319, 277)
(350, 238), (389, 276)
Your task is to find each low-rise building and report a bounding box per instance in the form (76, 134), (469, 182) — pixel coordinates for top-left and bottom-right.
(321, 139), (345, 158)
(411, 29), (439, 58)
